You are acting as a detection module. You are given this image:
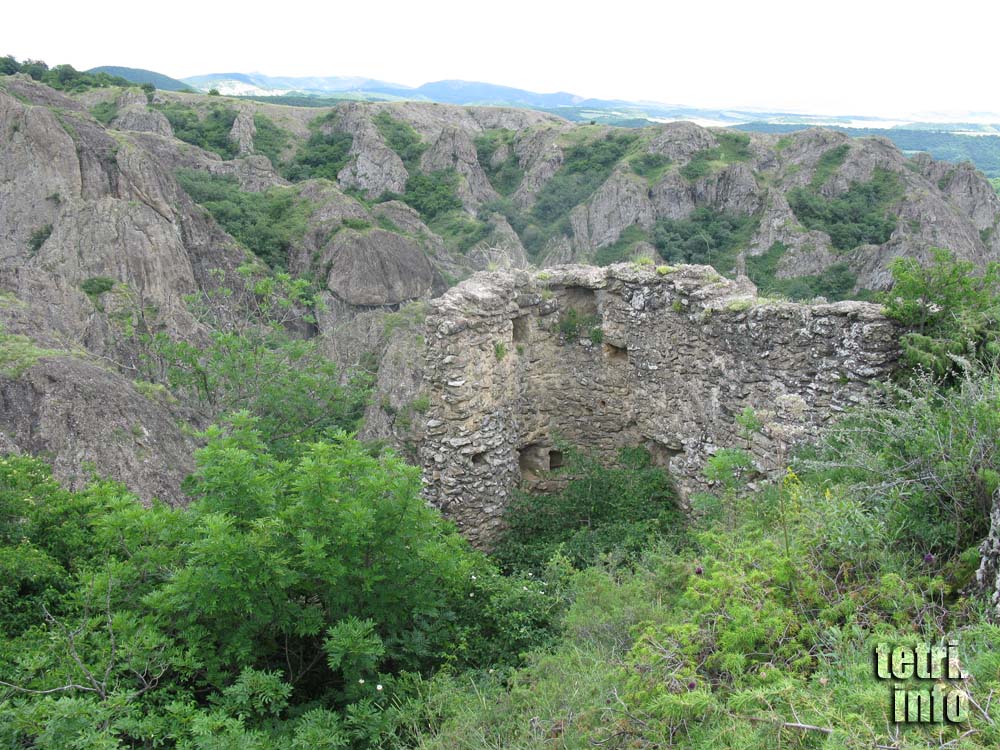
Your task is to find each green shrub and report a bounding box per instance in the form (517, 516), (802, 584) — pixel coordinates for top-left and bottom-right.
(475, 129), (524, 195)
(282, 112), (354, 181)
(679, 132), (752, 181)
(593, 224), (650, 266)
(880, 247), (1000, 377)
(788, 167), (902, 251)
(175, 169), (310, 269)
(630, 151), (671, 182)
(80, 276), (115, 297)
(810, 143), (850, 188)
(400, 170), (463, 221)
(652, 207), (758, 275)
(251, 113), (290, 166)
(492, 446), (682, 574)
(531, 131), (638, 227)
(89, 100), (119, 125)
(27, 224), (52, 254)
(374, 111), (426, 172)
(557, 306), (601, 340)
(341, 217), (372, 231)
(154, 102), (239, 158)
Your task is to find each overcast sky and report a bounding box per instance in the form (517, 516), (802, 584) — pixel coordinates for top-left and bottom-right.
(5, 0), (997, 119)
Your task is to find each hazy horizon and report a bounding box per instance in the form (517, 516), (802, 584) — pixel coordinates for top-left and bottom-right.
(6, 0), (999, 122)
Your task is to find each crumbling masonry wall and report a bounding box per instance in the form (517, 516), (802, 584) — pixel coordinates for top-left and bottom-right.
(419, 264), (901, 547)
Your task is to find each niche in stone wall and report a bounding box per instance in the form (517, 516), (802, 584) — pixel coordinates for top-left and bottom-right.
(512, 315), (530, 343)
(603, 342), (628, 362)
(644, 437), (683, 467)
(518, 443), (561, 479)
(561, 286), (599, 318)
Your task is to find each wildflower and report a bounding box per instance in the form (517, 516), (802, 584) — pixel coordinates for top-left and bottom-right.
(695, 566), (704, 575)
(376, 684), (383, 691)
(359, 678), (365, 684)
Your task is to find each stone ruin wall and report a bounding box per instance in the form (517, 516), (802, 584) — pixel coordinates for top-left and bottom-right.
(418, 264), (901, 547)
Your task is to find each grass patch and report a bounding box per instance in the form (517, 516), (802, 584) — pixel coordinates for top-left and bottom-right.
(0, 326), (58, 377)
(593, 224), (651, 266)
(680, 131), (752, 181)
(630, 152), (671, 183)
(251, 114), (290, 166)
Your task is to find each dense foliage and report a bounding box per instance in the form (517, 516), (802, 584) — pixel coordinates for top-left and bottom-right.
(680, 131), (752, 180)
(0, 56), (132, 92)
(474, 129), (524, 196)
(175, 169), (310, 269)
(493, 446), (682, 574)
(651, 207), (758, 274)
(746, 242), (858, 301)
(281, 113), (354, 182)
(880, 247), (1000, 377)
(0, 425), (555, 748)
(788, 167), (902, 251)
(154, 103), (239, 159)
(373, 112), (426, 172)
(531, 131), (638, 228)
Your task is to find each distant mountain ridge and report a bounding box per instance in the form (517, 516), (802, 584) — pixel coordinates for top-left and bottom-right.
(88, 65), (190, 91)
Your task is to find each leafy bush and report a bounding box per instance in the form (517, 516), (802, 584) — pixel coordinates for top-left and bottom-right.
(880, 247), (1000, 377)
(747, 244), (858, 300)
(80, 276), (115, 297)
(282, 112), (354, 181)
(154, 103), (239, 159)
(89, 100), (119, 126)
(474, 129), (524, 195)
(492, 446), (681, 574)
(557, 306), (601, 340)
(175, 169), (310, 269)
(251, 113), (290, 166)
(400, 170), (463, 220)
(788, 167), (902, 251)
(26, 224), (52, 253)
(593, 224), (651, 266)
(630, 151), (671, 182)
(374, 111), (425, 172)
(679, 131), (752, 181)
(810, 143), (850, 188)
(651, 207), (758, 274)
(138, 265), (368, 458)
(804, 367), (1000, 557)
(531, 131), (638, 227)
(0, 426), (556, 748)
(0, 325), (58, 377)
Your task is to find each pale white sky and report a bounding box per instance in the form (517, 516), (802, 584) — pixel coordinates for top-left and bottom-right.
(5, 0), (997, 120)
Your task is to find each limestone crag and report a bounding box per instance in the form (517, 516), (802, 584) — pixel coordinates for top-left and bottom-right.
(419, 264), (901, 546)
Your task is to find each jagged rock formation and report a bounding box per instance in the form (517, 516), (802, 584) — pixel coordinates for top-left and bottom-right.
(418, 264), (901, 546)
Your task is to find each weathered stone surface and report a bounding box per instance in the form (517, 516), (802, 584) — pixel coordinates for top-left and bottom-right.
(112, 104), (173, 137)
(229, 111), (257, 156)
(0, 356), (196, 505)
(421, 126), (499, 210)
(324, 229), (444, 306)
(418, 264), (901, 547)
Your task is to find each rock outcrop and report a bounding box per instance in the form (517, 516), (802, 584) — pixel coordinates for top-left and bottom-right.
(418, 264), (901, 546)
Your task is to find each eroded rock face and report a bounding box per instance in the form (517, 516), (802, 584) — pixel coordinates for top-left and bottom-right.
(0, 357), (196, 506)
(418, 264), (901, 547)
(324, 229), (444, 306)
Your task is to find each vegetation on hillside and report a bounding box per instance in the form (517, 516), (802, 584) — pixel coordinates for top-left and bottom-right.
(4, 251), (1000, 747)
(153, 103), (240, 159)
(0, 56), (133, 92)
(789, 167), (903, 251)
(175, 169), (310, 270)
(282, 112), (354, 182)
(474, 129), (524, 196)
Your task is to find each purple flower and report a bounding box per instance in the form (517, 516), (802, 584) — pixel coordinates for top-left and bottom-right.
(694, 566), (704, 575)
(923, 553), (936, 564)
(687, 680), (697, 690)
